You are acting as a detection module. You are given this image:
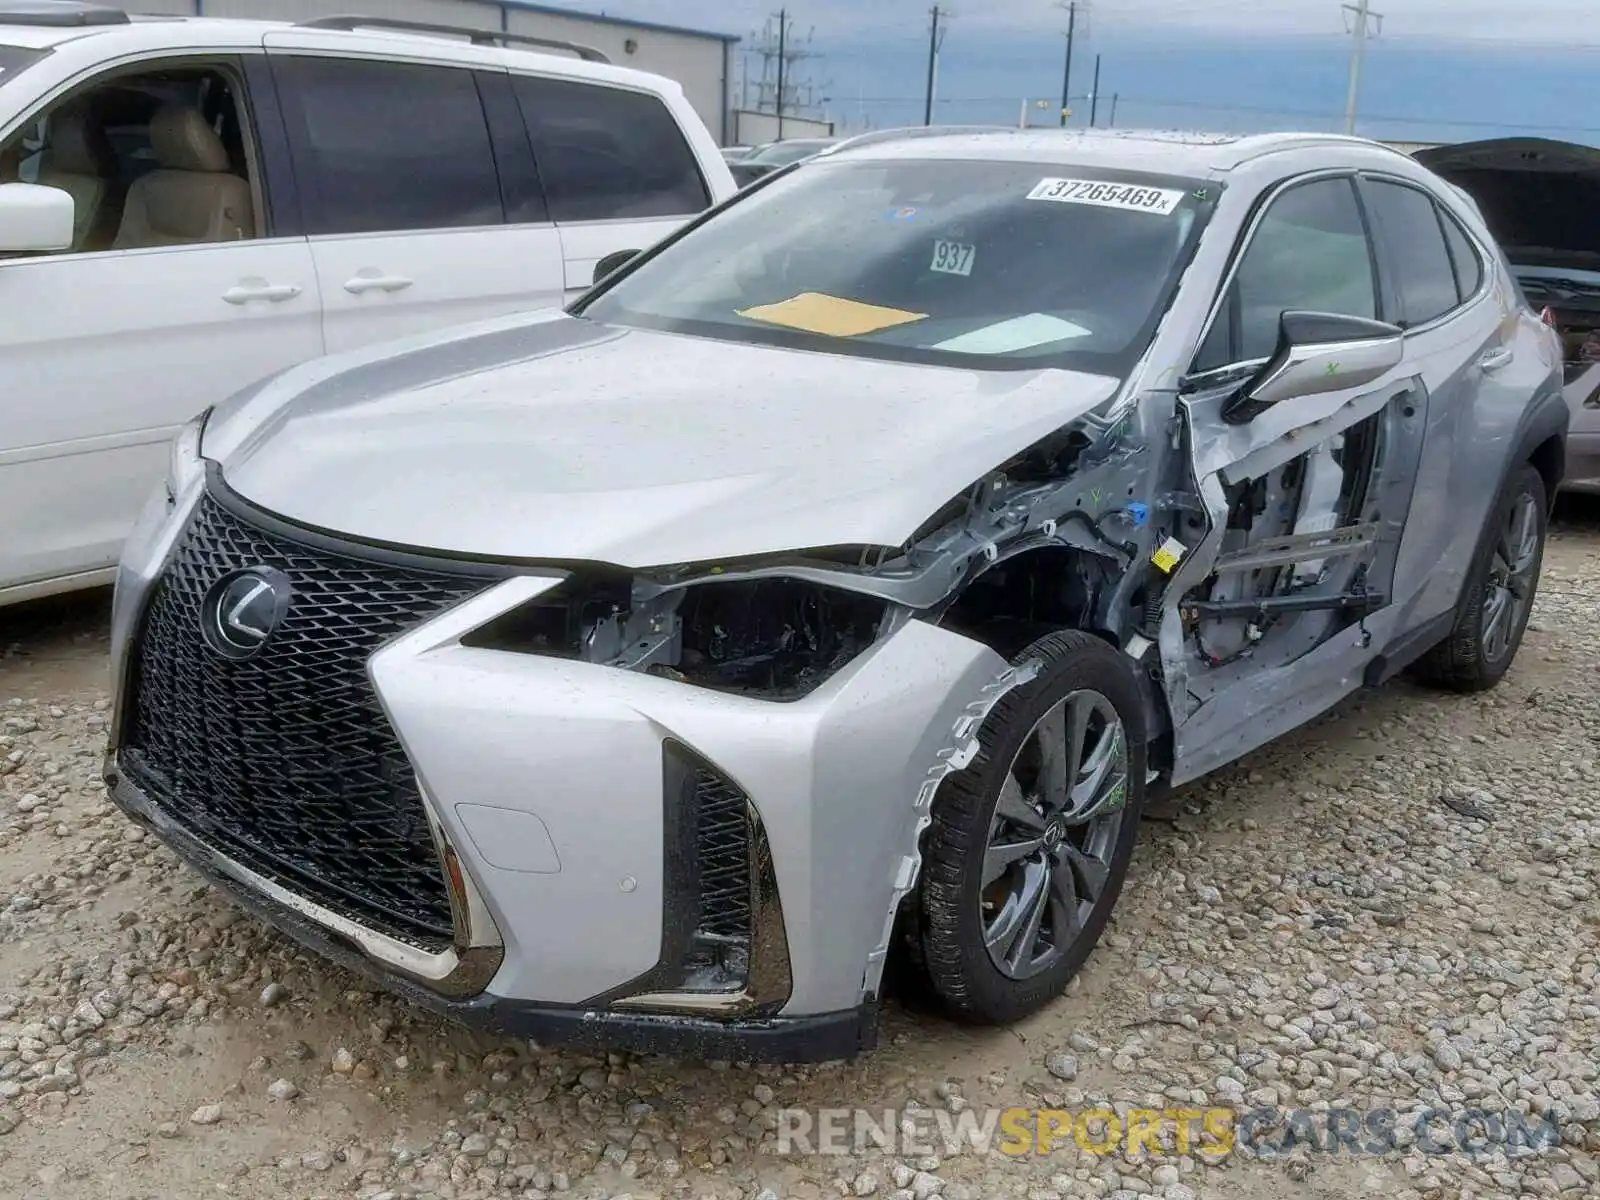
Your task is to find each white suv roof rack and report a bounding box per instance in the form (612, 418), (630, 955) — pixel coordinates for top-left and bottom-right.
(0, 0), (129, 27)
(293, 14), (609, 63)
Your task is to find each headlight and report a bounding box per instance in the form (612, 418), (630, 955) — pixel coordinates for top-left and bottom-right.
(465, 572), (893, 701)
(668, 578), (889, 697)
(164, 406), (211, 505)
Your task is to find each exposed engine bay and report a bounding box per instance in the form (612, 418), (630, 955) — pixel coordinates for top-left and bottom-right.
(464, 392), (1180, 707)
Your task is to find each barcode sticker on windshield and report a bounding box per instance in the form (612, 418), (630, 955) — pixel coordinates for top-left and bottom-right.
(1027, 178), (1186, 215)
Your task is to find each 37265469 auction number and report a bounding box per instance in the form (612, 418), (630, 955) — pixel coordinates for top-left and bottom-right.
(1026, 178), (1185, 215)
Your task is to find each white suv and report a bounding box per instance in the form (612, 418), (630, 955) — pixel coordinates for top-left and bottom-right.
(0, 1), (736, 606)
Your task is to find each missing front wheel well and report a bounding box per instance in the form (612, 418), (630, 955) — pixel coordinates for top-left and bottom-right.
(935, 547), (1119, 655)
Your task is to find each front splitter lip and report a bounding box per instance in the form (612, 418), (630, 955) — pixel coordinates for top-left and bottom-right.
(106, 763), (502, 1000)
(104, 765), (879, 1063)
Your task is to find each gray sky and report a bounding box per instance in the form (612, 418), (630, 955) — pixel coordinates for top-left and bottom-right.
(554, 0), (1597, 49)
(543, 0), (1600, 143)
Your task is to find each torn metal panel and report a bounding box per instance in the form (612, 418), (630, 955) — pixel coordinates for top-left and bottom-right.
(859, 654), (1042, 1000)
(1210, 521), (1381, 574)
(1162, 367), (1433, 778)
(1206, 377), (1414, 485)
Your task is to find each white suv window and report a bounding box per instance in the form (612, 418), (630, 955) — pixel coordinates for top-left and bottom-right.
(274, 56), (503, 236)
(0, 65), (259, 255)
(511, 75), (710, 222)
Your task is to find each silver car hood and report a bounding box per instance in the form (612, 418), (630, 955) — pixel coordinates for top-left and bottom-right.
(208, 311), (1122, 568)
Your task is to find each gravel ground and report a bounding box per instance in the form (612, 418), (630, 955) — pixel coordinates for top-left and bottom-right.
(1, 499), (1597, 1200)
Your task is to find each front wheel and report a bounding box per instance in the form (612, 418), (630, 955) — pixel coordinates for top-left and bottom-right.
(908, 630), (1147, 1025)
(1414, 463), (1547, 693)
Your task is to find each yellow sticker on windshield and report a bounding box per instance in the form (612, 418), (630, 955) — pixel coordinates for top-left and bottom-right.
(737, 292), (928, 338)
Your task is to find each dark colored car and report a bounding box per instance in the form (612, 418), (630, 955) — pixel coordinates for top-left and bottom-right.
(729, 137), (837, 186)
(1417, 138), (1600, 491)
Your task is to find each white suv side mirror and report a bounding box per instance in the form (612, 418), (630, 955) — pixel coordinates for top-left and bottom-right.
(0, 182), (75, 253)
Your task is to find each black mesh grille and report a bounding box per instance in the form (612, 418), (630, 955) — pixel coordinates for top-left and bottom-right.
(122, 489), (492, 951)
(691, 768), (751, 942)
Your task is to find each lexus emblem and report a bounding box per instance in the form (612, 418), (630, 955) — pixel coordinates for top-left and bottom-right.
(201, 567), (292, 660)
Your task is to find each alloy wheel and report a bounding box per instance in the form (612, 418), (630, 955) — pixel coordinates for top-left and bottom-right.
(979, 688), (1129, 981)
(1481, 489), (1541, 664)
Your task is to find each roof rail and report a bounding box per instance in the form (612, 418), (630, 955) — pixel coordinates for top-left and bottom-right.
(819, 125), (1017, 156)
(293, 15), (610, 62)
(0, 1), (129, 27)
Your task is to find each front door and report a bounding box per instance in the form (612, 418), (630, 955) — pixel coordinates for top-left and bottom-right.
(1160, 173), (1429, 783)
(0, 56), (322, 596)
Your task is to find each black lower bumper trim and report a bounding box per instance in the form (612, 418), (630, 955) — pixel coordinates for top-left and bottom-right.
(461, 996), (878, 1063)
(105, 767), (878, 1064)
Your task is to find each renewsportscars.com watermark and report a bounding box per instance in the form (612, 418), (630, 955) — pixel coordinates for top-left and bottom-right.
(774, 1105), (1565, 1160)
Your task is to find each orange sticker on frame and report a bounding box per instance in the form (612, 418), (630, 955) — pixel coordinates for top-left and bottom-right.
(737, 292), (928, 338)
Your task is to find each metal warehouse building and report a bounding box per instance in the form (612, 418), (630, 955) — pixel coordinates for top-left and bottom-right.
(112, 0), (739, 143)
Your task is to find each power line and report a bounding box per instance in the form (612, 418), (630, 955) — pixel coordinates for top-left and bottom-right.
(1378, 33), (1600, 53)
(1342, 0), (1383, 135)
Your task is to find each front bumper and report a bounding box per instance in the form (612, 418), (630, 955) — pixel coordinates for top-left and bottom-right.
(107, 471), (1014, 1061)
(1564, 430), (1600, 494)
(106, 765), (877, 1061)
(1561, 368), (1600, 493)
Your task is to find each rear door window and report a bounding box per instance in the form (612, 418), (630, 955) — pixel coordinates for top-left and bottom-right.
(273, 56), (503, 236)
(1362, 179), (1461, 326)
(511, 75), (709, 222)
(1439, 208), (1484, 302)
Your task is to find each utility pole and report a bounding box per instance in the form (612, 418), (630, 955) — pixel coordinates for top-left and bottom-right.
(1109, 92), (1118, 127)
(747, 12), (821, 140)
(1058, 1), (1075, 127)
(923, 6), (941, 125)
(1342, 0), (1382, 135)
(776, 8), (786, 140)
(1088, 53), (1101, 127)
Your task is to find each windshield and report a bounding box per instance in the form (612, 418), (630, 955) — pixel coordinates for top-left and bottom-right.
(579, 157), (1216, 372)
(0, 44), (43, 86)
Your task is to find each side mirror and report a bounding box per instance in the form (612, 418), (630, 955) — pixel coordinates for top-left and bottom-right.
(1222, 310), (1404, 425)
(0, 182), (74, 254)
(592, 248), (640, 285)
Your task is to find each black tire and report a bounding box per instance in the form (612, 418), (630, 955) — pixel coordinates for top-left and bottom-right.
(1413, 463), (1548, 694)
(907, 629), (1148, 1025)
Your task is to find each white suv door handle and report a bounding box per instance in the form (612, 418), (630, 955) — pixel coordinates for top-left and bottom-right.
(344, 274), (414, 295)
(222, 282), (302, 305)
(1479, 346), (1514, 371)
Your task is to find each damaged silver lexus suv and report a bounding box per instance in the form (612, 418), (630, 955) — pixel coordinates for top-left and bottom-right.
(105, 128), (1569, 1062)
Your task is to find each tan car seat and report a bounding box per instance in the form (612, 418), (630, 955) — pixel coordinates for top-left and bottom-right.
(36, 107), (117, 251)
(113, 105), (252, 249)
